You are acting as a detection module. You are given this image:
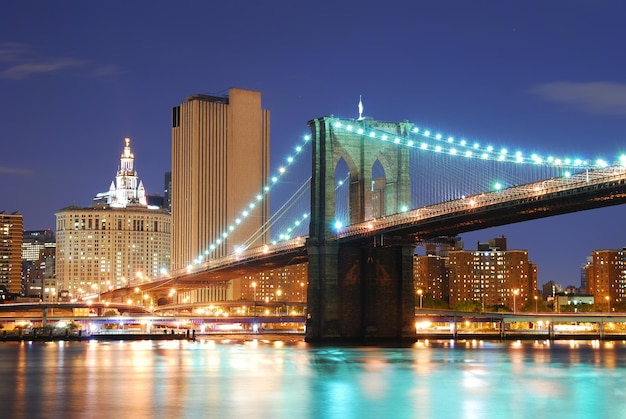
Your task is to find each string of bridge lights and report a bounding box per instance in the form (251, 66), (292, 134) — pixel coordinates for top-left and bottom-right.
(331, 120), (624, 170)
(190, 117), (626, 268)
(190, 134), (313, 267)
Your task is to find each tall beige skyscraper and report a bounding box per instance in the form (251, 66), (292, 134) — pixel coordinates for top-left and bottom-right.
(171, 88), (270, 271)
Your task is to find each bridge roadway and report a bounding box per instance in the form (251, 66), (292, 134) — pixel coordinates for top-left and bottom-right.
(126, 165), (626, 296)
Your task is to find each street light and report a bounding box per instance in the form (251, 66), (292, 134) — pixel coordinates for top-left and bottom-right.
(251, 281), (257, 317)
(513, 289), (520, 313)
(534, 295), (538, 313)
(606, 295), (611, 312)
(417, 289), (423, 309)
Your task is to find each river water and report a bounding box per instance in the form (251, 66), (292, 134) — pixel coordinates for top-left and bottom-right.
(1, 337), (625, 419)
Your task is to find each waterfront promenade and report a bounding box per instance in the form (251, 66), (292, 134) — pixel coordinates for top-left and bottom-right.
(2, 307), (626, 342)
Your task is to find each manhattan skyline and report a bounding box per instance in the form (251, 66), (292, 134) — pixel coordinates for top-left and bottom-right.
(2, 1), (626, 287)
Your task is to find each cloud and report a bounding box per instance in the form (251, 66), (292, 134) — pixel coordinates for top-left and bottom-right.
(0, 58), (86, 80)
(531, 81), (626, 116)
(0, 166), (35, 176)
(0, 42), (122, 80)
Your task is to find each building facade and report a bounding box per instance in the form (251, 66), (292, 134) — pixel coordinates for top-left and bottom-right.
(171, 88), (270, 270)
(0, 211), (23, 297)
(586, 249), (626, 307)
(448, 237), (537, 310)
(171, 88), (270, 304)
(22, 229), (56, 299)
(55, 139), (170, 301)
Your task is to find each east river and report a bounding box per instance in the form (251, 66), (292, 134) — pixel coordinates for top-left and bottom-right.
(1, 337), (626, 418)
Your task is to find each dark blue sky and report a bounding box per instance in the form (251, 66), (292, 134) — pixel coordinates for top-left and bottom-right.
(2, 1), (626, 287)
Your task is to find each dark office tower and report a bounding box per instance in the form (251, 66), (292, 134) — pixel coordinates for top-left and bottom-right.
(0, 211), (23, 297)
(171, 88), (270, 271)
(164, 172), (171, 214)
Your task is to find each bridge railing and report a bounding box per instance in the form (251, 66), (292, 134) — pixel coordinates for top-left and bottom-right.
(336, 165), (626, 240)
(179, 236), (307, 276)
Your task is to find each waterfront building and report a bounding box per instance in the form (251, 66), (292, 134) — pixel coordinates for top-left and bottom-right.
(448, 236), (537, 310)
(586, 249), (626, 307)
(414, 245), (449, 302)
(171, 88), (270, 304)
(0, 211), (23, 297)
(55, 139), (170, 302)
(239, 263), (308, 304)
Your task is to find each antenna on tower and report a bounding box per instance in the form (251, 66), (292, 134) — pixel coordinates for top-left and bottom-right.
(357, 95), (364, 120)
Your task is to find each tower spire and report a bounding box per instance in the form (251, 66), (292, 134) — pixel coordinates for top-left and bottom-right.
(358, 95), (364, 120)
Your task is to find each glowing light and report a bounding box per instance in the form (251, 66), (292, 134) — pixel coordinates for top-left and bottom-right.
(421, 143), (428, 150)
(435, 146), (442, 152)
(412, 127), (419, 133)
(357, 128), (364, 134)
(473, 142), (479, 149)
(334, 220), (343, 230)
(401, 205), (408, 212)
(304, 135), (311, 141)
(436, 134), (442, 140)
(287, 156), (293, 163)
(447, 137), (454, 143)
(407, 140), (414, 147)
(465, 151), (472, 157)
(394, 138), (401, 144)
(494, 182), (502, 191)
(381, 135), (388, 141)
(450, 148), (457, 155)
(279, 167), (286, 173)
(424, 130), (430, 137)
(369, 132), (375, 138)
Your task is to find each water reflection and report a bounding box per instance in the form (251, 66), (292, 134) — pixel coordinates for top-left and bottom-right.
(0, 339), (626, 418)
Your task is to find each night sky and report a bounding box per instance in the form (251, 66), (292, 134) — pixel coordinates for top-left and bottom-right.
(2, 1), (626, 287)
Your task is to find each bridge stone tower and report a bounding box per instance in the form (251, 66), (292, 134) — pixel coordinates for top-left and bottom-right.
(305, 116), (416, 343)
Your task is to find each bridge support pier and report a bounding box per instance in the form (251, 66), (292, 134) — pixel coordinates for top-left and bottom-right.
(306, 236), (416, 343)
(42, 307), (48, 329)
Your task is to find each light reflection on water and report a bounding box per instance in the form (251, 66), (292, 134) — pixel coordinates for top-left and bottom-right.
(1, 338), (626, 418)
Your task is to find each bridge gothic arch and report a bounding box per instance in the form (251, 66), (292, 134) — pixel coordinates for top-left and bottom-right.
(308, 117), (412, 242)
(306, 116), (416, 343)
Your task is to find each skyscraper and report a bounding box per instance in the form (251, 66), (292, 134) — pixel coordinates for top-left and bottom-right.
(171, 88), (270, 271)
(55, 138), (170, 301)
(0, 211), (23, 297)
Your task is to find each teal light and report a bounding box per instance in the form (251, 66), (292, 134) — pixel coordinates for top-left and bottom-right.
(334, 220), (343, 230)
(494, 182), (502, 191)
(401, 205), (408, 212)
